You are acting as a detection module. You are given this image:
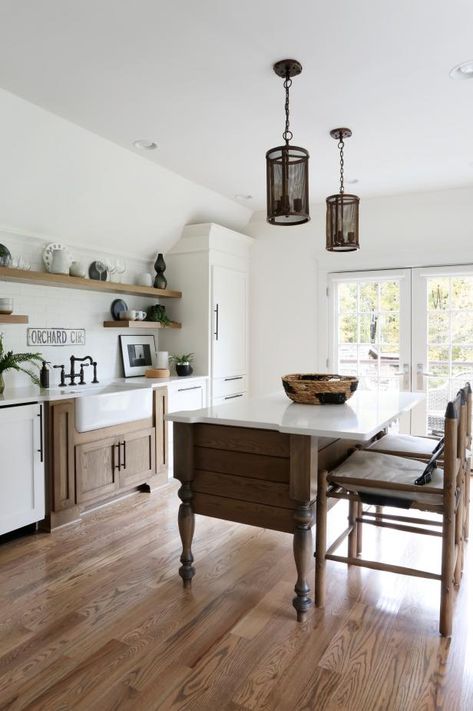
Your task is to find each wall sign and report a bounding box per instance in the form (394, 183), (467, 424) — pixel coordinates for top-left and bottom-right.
(27, 328), (86, 347)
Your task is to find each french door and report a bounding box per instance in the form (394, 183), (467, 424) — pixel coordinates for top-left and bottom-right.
(329, 265), (473, 435)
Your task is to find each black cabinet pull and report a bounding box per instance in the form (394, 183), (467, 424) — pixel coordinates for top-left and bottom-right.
(214, 303), (219, 340)
(224, 394), (243, 400)
(121, 441), (127, 470)
(114, 443), (121, 471)
(224, 376), (243, 382)
(36, 405), (44, 462)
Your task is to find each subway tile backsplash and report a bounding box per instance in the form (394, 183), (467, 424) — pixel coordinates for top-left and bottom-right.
(0, 229), (170, 388)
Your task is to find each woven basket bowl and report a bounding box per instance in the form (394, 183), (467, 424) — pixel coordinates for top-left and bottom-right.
(282, 373), (359, 405)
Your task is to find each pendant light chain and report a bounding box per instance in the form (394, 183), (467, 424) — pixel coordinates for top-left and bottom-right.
(282, 72), (293, 145)
(338, 134), (345, 194)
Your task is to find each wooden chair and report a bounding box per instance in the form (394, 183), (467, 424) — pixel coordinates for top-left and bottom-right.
(315, 390), (467, 637)
(367, 382), (471, 540)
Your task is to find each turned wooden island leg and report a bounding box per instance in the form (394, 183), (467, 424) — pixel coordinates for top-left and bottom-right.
(174, 422), (196, 589)
(293, 504), (313, 621)
(178, 482), (195, 587)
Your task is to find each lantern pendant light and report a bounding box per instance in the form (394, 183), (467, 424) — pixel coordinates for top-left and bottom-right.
(326, 128), (360, 252)
(266, 59), (310, 226)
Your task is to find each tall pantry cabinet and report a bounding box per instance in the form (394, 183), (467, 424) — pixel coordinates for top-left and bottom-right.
(160, 223), (253, 404)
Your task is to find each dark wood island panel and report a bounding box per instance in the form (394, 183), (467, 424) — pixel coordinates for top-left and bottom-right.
(173, 421), (358, 621)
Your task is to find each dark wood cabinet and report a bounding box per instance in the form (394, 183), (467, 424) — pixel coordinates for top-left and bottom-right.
(118, 427), (156, 489)
(75, 436), (120, 504)
(46, 387), (168, 528)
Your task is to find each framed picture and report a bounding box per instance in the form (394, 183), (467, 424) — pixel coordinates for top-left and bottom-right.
(119, 334), (156, 377)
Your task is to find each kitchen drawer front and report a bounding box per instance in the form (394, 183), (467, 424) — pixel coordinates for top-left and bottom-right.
(213, 392), (247, 406)
(168, 382), (207, 413)
(213, 375), (247, 399)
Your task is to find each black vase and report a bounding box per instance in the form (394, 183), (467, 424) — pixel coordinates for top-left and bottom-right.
(176, 363), (193, 377)
(154, 253), (167, 289)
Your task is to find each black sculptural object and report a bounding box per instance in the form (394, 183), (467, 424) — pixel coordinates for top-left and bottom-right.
(154, 253), (167, 289)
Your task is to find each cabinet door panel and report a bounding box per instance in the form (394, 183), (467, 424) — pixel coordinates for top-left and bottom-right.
(212, 265), (247, 378)
(49, 401), (75, 511)
(119, 428), (156, 488)
(0, 404), (44, 535)
(75, 437), (119, 504)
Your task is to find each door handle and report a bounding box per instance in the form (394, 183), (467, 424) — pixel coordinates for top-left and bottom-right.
(214, 303), (219, 341)
(121, 441), (126, 470)
(417, 364), (435, 377)
(224, 394), (243, 400)
(417, 363), (435, 390)
(224, 376), (243, 382)
(394, 363), (409, 376)
(114, 443), (121, 471)
(36, 405), (44, 463)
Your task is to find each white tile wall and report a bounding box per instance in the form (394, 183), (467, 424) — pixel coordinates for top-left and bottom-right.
(0, 229), (176, 388)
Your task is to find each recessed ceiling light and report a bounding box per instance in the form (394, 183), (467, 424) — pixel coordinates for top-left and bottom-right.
(132, 139), (158, 150)
(449, 60), (473, 80)
(234, 194), (253, 200)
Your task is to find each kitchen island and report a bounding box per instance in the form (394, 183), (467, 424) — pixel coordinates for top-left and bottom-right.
(167, 390), (423, 621)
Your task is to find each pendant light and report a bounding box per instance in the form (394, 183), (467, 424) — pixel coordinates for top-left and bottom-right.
(266, 59), (310, 226)
(326, 128), (360, 252)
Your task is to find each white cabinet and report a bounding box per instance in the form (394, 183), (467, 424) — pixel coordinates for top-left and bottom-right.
(0, 403), (45, 535)
(165, 378), (208, 476)
(160, 223), (253, 404)
(167, 381), (207, 414)
(212, 265), (247, 379)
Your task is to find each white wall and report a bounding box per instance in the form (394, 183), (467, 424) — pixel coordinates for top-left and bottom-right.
(0, 231), (182, 389)
(0, 87), (252, 389)
(0, 87), (251, 259)
(246, 186), (473, 396)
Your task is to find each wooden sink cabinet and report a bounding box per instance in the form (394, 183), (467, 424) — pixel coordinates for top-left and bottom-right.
(44, 387), (168, 529)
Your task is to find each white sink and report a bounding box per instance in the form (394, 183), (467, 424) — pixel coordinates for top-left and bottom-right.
(74, 383), (153, 433)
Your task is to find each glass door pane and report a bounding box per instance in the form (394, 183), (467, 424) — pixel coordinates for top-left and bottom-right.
(329, 270), (411, 431)
(412, 267), (473, 435)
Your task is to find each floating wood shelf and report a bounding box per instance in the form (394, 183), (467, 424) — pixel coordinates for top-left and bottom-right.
(103, 320), (181, 329)
(0, 267), (182, 299)
(0, 314), (29, 324)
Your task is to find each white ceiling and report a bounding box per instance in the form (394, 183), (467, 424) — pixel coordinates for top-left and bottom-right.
(0, 0), (472, 210)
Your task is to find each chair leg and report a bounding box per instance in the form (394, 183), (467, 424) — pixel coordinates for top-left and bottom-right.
(356, 501), (363, 556)
(440, 505), (456, 637)
(454, 490), (463, 587)
(464, 459), (471, 541)
(348, 499), (358, 559)
(315, 469), (328, 608)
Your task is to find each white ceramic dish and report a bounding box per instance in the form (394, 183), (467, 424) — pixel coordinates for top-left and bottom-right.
(42, 243), (72, 273)
(0, 298), (13, 314)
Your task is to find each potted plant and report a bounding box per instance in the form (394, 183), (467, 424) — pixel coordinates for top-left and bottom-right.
(0, 334), (42, 393)
(169, 352), (194, 377)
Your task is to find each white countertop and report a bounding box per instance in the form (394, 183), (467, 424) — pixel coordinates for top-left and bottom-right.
(0, 374), (208, 407)
(166, 390), (424, 440)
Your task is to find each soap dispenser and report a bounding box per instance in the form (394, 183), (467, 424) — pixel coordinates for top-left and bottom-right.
(40, 361), (51, 389)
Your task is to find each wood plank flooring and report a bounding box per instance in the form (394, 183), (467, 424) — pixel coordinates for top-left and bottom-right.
(0, 481), (472, 710)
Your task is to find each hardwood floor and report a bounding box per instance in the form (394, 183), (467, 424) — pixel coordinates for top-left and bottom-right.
(0, 482), (472, 710)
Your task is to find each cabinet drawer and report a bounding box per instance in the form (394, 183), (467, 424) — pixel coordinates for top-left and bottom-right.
(168, 384), (206, 413)
(213, 375), (247, 399)
(213, 392), (247, 406)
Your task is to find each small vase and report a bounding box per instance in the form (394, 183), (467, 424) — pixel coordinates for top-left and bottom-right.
(154, 253), (167, 289)
(0, 372), (5, 394)
(176, 363), (193, 377)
